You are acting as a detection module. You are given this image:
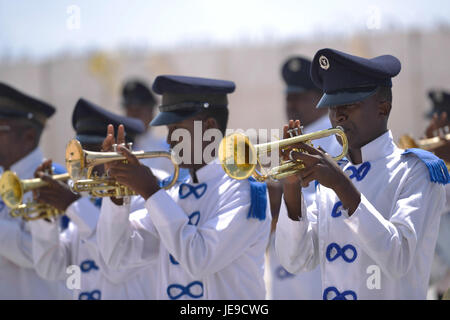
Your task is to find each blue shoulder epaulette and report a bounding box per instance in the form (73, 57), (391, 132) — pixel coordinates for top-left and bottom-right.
(247, 177), (267, 220)
(402, 148), (449, 184)
(52, 162), (67, 174)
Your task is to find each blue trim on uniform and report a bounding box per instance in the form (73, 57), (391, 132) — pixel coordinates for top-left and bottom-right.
(80, 260), (99, 272)
(345, 162), (371, 181)
(402, 148), (449, 184)
(179, 183), (207, 199)
(51, 162), (67, 174)
(79, 290), (101, 300)
(323, 286), (357, 300)
(331, 201), (343, 218)
(247, 177), (267, 220)
(188, 211), (200, 226)
(325, 243), (357, 263)
(275, 266), (295, 280)
(0, 200), (6, 212)
(167, 281), (204, 300)
(169, 254), (179, 265)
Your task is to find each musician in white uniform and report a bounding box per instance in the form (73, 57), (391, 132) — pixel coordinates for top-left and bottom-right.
(0, 82), (69, 299)
(30, 98), (164, 299)
(275, 49), (448, 300)
(97, 75), (271, 299)
(266, 56), (342, 300)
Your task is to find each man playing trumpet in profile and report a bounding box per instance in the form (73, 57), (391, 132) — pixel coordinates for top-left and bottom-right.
(0, 82), (69, 299)
(275, 49), (448, 300)
(30, 98), (167, 299)
(96, 75), (271, 300)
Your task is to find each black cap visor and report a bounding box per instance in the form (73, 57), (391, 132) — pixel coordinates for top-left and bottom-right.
(316, 87), (378, 109)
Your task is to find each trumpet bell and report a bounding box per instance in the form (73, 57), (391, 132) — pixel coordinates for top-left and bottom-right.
(218, 127), (348, 182)
(66, 139), (85, 179)
(0, 171), (24, 208)
(218, 133), (257, 180)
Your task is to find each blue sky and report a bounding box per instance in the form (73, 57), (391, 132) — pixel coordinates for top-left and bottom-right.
(0, 0), (449, 60)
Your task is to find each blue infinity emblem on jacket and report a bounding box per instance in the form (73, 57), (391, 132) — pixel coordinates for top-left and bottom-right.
(167, 281), (204, 300)
(79, 290), (101, 300)
(179, 183), (207, 199)
(275, 266), (295, 280)
(169, 211), (201, 265)
(345, 162), (371, 181)
(80, 260), (99, 272)
(331, 201), (343, 218)
(326, 243), (357, 263)
(323, 286), (357, 300)
(188, 211), (200, 226)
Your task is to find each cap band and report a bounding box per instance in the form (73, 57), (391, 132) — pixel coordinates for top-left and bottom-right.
(0, 97), (47, 126)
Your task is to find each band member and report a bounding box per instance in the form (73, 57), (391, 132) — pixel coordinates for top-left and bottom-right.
(121, 79), (172, 173)
(0, 82), (69, 299)
(275, 48), (448, 299)
(266, 56), (342, 300)
(97, 75), (271, 299)
(425, 90), (450, 299)
(30, 98), (168, 299)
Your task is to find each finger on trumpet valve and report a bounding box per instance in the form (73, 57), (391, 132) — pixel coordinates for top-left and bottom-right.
(127, 142), (133, 150)
(293, 128), (299, 136)
(112, 144), (118, 152)
(287, 129), (294, 138)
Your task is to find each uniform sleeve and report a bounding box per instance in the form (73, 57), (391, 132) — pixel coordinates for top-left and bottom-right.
(30, 218), (73, 281)
(65, 197), (99, 239)
(0, 218), (34, 268)
(343, 162), (446, 279)
(96, 196), (161, 271)
(145, 185), (271, 279)
(274, 192), (320, 274)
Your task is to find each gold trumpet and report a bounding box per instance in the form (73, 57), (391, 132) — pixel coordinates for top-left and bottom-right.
(0, 171), (70, 220)
(398, 133), (450, 151)
(65, 139), (180, 197)
(218, 126), (348, 181)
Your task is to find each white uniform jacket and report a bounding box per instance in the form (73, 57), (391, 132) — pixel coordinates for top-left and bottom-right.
(31, 196), (158, 299)
(97, 159), (271, 300)
(275, 131), (446, 299)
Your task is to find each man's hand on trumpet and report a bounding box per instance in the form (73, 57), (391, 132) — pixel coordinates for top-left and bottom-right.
(281, 120), (360, 219)
(102, 124), (160, 202)
(33, 159), (80, 212)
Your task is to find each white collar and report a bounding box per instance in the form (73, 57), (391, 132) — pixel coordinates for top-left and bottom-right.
(359, 130), (397, 163)
(9, 148), (44, 179)
(191, 158), (224, 183)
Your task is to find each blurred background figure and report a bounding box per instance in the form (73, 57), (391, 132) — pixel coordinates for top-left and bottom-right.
(265, 56), (341, 300)
(121, 79), (172, 174)
(425, 90), (450, 300)
(0, 82), (70, 299)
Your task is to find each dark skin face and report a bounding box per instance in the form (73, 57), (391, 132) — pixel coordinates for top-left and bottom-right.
(281, 93), (391, 220)
(33, 142), (104, 212)
(104, 115), (221, 203)
(0, 119), (39, 170)
(328, 93), (390, 164)
(166, 115), (220, 172)
(124, 104), (155, 131)
(285, 90), (327, 128)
